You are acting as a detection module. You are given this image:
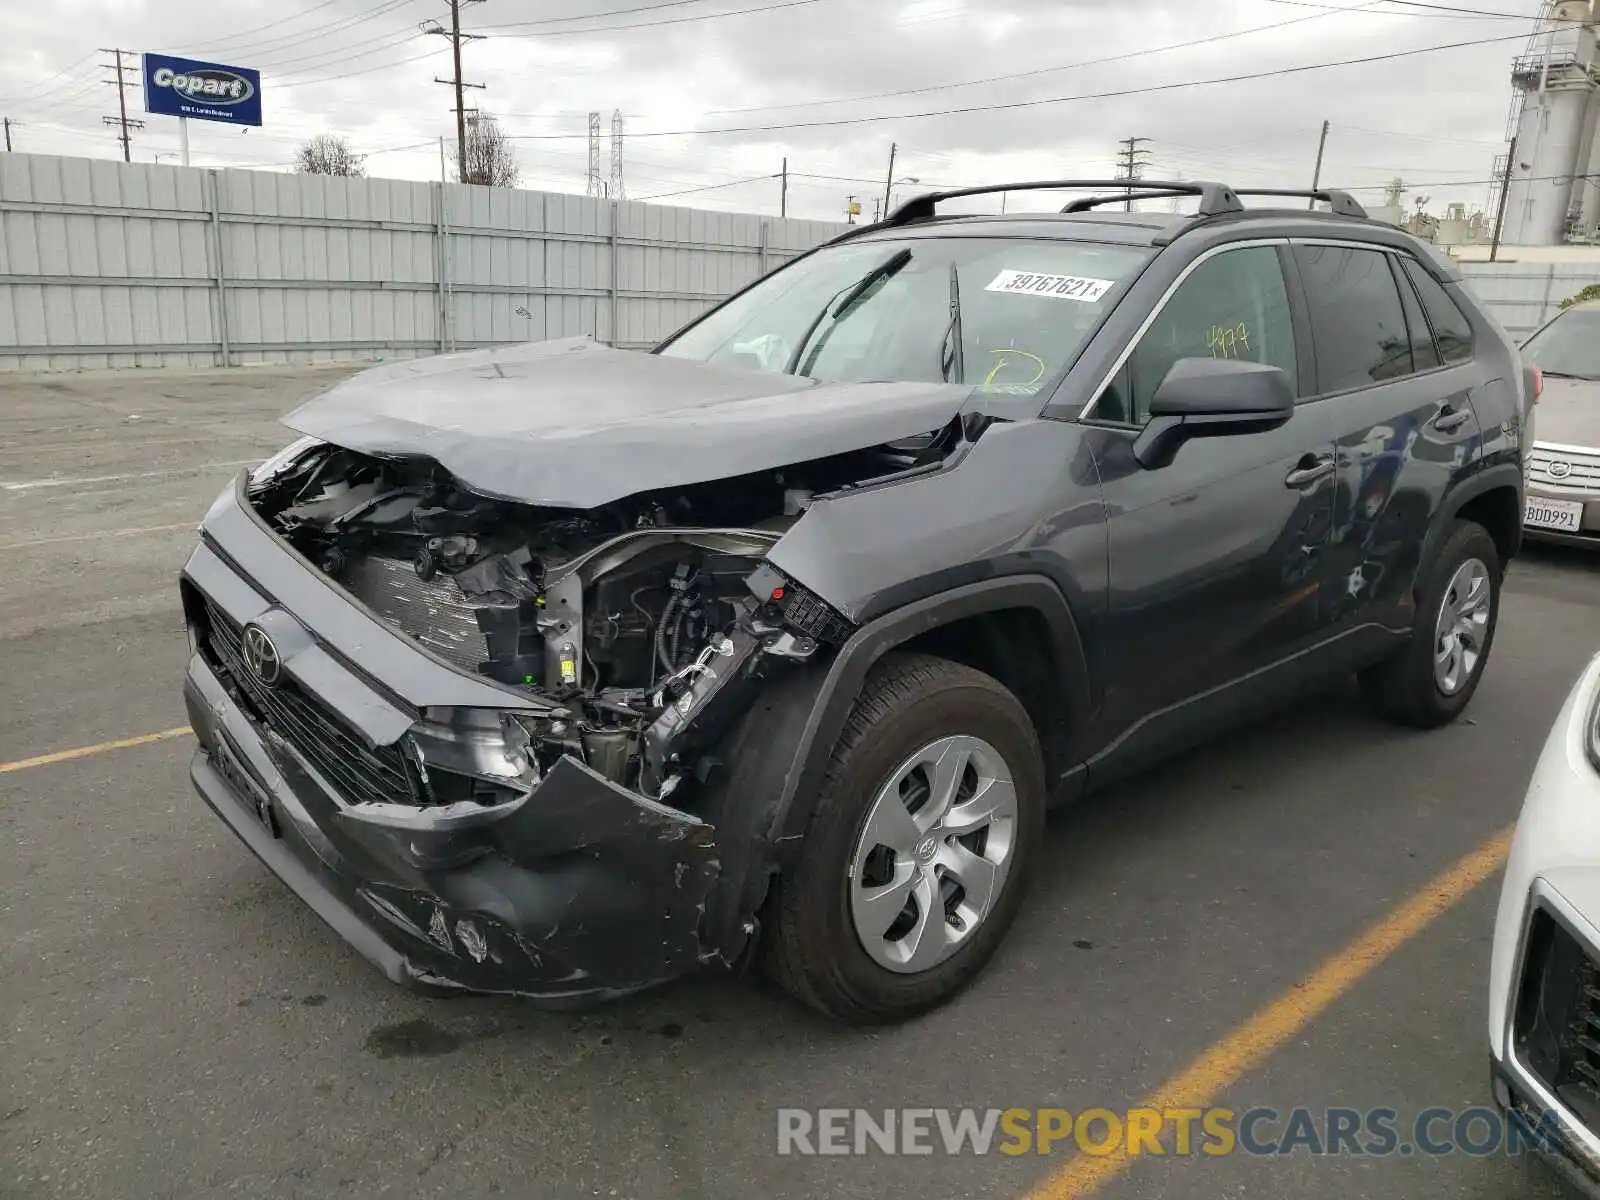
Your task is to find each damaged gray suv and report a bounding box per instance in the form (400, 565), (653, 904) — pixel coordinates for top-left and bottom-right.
(181, 180), (1532, 1024)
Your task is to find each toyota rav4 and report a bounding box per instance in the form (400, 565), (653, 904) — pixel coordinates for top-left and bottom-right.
(180, 179), (1533, 1025)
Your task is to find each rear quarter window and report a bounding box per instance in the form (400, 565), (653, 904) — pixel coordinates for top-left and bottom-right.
(1400, 257), (1475, 365)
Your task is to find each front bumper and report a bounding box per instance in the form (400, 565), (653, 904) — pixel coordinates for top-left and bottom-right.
(1491, 1052), (1600, 1198)
(1489, 650), (1600, 1191)
(184, 639), (722, 1007)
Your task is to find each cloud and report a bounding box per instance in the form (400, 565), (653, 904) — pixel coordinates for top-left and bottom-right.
(0, 0), (1542, 219)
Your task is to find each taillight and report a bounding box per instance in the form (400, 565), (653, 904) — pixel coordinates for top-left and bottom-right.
(1532, 366), (1544, 403)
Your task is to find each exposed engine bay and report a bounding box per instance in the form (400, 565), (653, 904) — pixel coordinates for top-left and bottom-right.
(242, 440), (929, 803)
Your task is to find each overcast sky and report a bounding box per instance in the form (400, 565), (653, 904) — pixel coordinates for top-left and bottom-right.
(0, 0), (1548, 221)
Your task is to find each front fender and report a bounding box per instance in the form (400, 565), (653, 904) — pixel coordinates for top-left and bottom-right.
(695, 574), (1091, 967)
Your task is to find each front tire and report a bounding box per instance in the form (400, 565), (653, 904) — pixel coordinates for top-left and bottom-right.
(764, 653), (1046, 1024)
(1360, 519), (1502, 728)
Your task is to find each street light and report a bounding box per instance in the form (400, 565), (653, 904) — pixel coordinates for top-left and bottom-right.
(888, 176), (921, 212)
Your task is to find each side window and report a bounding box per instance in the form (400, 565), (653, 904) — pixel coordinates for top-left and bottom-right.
(1393, 256), (1443, 372)
(1294, 245), (1414, 392)
(1112, 246), (1298, 425)
(1401, 257), (1475, 365)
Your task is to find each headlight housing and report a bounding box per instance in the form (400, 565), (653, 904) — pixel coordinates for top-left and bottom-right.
(404, 707), (538, 806)
(248, 435), (325, 486)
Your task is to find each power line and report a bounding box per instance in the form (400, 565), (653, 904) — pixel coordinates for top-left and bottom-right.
(159, 0), (419, 63)
(636, 172), (780, 200)
(0, 51), (99, 107)
(1333, 122), (1504, 147)
(1262, 0), (1533, 16)
(500, 29), (1535, 141)
(479, 0), (799, 29)
(479, 0), (818, 35)
(694, 0), (1387, 118)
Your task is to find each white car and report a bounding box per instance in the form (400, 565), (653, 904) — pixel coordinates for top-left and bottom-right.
(1490, 649), (1600, 1191)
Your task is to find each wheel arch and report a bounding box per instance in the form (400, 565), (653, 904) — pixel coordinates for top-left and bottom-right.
(696, 575), (1091, 967)
(1421, 462), (1524, 582)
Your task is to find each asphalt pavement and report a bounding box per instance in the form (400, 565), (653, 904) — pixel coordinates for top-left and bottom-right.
(1, 364), (1596, 1200)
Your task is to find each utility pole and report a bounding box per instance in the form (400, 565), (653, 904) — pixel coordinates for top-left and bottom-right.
(1309, 120), (1330, 207)
(609, 109), (625, 200)
(1490, 134), (1518, 263)
(2, 118), (15, 152)
(846, 194), (859, 225)
(780, 157), (787, 218)
(426, 0), (484, 181)
(1117, 136), (1152, 211)
(100, 49), (143, 163)
(586, 112), (604, 197)
(882, 142), (897, 215)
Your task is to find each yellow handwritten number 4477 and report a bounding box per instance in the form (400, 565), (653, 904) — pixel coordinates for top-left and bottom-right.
(1207, 323), (1252, 359)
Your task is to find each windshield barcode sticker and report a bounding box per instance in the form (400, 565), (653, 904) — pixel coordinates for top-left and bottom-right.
(984, 270), (1115, 302)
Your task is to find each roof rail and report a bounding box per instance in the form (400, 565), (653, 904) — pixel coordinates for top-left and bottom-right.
(883, 179), (1243, 224)
(1061, 188), (1214, 213)
(1231, 188), (1368, 218)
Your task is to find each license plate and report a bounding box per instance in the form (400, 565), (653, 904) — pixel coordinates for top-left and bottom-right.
(1525, 497), (1585, 532)
(214, 739), (280, 838)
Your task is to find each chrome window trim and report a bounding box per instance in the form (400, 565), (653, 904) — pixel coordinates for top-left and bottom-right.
(1076, 237), (1291, 422)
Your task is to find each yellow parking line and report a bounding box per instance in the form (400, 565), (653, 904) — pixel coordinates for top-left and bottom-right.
(0, 727), (192, 775)
(1024, 825), (1515, 1200)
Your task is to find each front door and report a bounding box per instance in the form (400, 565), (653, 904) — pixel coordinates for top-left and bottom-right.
(1081, 241), (1339, 781)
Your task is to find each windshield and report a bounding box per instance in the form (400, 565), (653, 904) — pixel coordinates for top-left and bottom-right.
(656, 236), (1151, 395)
(1522, 307), (1600, 380)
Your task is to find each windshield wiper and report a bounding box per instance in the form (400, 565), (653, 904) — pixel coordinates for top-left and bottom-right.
(785, 247), (913, 376)
(940, 260), (964, 384)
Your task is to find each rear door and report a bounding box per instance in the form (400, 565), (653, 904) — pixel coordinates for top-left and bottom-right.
(1287, 241), (1484, 642)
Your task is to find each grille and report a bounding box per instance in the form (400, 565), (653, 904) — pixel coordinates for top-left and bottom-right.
(1514, 907), (1600, 1129)
(340, 556), (488, 675)
(203, 599), (415, 807)
(1530, 446), (1600, 492)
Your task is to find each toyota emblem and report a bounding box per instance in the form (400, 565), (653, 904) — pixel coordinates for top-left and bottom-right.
(1548, 459), (1574, 480)
(241, 624), (282, 687)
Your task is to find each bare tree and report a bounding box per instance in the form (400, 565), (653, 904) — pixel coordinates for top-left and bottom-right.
(455, 112), (519, 188)
(295, 134), (366, 178)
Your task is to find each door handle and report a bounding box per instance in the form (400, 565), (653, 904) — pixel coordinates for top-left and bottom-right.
(1432, 404), (1471, 433)
(1285, 454), (1335, 488)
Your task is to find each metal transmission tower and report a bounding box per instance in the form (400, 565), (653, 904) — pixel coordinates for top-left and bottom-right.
(424, 0), (485, 182)
(586, 111), (605, 197)
(610, 109), (625, 200)
(1116, 136), (1152, 211)
(100, 48), (144, 163)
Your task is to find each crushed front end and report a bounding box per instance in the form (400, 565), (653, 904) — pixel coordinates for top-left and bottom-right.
(178, 437), (895, 1003)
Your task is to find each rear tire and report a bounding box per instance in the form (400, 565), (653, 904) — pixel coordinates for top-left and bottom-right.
(763, 653), (1046, 1025)
(1359, 519), (1501, 729)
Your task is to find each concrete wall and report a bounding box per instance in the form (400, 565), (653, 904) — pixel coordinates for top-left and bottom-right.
(1457, 260), (1600, 338)
(0, 151), (846, 372)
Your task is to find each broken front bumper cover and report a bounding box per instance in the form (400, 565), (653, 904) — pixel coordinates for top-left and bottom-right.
(183, 653), (722, 1005)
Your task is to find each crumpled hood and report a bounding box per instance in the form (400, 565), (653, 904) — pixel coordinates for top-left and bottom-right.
(281, 337), (978, 508)
(1532, 376), (1600, 449)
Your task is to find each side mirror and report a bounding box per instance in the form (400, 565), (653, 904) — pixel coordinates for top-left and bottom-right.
(1132, 357), (1295, 469)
